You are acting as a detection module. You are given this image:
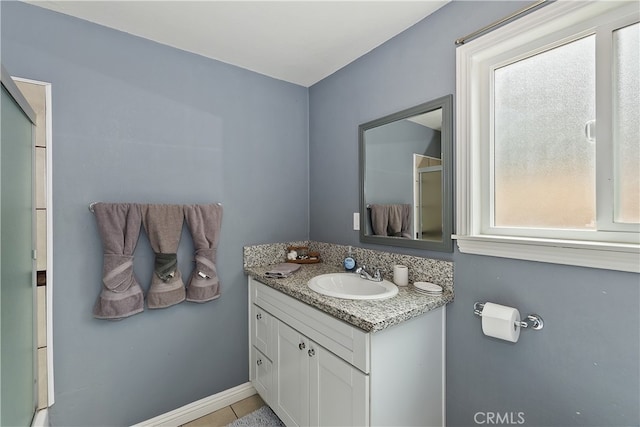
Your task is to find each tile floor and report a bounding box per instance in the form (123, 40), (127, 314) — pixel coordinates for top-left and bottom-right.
(182, 394), (266, 427)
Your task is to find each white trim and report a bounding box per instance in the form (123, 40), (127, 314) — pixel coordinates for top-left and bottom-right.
(454, 235), (640, 273)
(455, 1), (640, 272)
(44, 81), (54, 405)
(31, 408), (49, 427)
(1, 66), (37, 123)
(133, 382), (257, 427)
(602, 16), (640, 232)
(13, 77), (55, 406)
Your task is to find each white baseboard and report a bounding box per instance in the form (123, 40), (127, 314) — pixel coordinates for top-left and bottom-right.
(133, 382), (257, 427)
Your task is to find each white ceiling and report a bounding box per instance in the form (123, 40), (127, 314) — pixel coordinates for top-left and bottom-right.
(409, 109), (442, 131)
(25, 0), (449, 87)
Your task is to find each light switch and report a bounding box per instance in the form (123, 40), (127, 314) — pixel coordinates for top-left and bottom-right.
(353, 212), (360, 230)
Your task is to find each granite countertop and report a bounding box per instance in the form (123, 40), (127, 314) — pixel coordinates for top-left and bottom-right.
(244, 262), (453, 333)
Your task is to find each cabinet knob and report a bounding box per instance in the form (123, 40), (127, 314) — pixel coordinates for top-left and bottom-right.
(308, 348), (315, 357)
(257, 359), (262, 366)
(298, 342), (306, 350)
(256, 313), (262, 320)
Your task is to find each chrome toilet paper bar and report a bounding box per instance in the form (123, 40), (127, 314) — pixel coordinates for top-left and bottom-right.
(474, 302), (544, 330)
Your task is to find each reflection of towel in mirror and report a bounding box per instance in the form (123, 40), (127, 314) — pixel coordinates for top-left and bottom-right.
(142, 204), (186, 309)
(265, 263), (301, 278)
(390, 204), (412, 238)
(184, 204), (223, 303)
(370, 204), (412, 238)
(369, 204), (389, 236)
(388, 205), (404, 236)
(92, 203), (145, 320)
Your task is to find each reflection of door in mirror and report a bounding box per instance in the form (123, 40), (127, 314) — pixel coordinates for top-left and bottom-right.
(413, 155), (442, 241)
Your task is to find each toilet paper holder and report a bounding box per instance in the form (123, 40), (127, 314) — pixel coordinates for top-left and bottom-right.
(474, 302), (544, 330)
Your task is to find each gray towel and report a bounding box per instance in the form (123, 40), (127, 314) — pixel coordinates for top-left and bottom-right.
(370, 204), (412, 237)
(265, 263), (301, 278)
(388, 204), (412, 237)
(388, 204), (404, 236)
(184, 204), (223, 303)
(142, 204), (186, 309)
(400, 203), (412, 238)
(369, 204), (389, 236)
(92, 203), (144, 320)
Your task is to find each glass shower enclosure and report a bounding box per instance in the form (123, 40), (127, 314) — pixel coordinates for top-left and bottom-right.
(1, 66), (37, 426)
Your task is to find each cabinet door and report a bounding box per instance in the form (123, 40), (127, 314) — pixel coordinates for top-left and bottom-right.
(250, 346), (273, 404)
(309, 345), (369, 427)
(274, 320), (310, 427)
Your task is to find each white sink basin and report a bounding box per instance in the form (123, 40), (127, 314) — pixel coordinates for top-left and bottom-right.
(307, 273), (398, 300)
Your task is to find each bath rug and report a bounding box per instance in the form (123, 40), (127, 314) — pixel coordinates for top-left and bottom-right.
(227, 405), (284, 427)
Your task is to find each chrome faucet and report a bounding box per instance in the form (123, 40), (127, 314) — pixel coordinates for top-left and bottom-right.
(355, 265), (383, 282)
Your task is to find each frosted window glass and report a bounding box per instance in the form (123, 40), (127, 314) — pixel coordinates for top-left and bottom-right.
(493, 36), (596, 229)
(613, 22), (640, 224)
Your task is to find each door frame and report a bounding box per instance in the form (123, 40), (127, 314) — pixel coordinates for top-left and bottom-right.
(12, 76), (55, 409)
(413, 153), (443, 240)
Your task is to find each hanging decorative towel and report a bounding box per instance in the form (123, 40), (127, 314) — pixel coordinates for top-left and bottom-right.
(92, 203), (145, 320)
(142, 204), (186, 309)
(184, 204), (223, 302)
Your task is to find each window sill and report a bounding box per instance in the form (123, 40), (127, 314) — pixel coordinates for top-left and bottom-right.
(452, 234), (640, 273)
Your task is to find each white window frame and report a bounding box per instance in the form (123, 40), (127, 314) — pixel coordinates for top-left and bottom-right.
(455, 1), (640, 273)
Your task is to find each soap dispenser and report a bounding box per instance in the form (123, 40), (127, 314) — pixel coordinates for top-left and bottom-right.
(344, 246), (356, 272)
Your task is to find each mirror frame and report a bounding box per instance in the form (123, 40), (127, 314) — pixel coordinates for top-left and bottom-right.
(359, 94), (453, 252)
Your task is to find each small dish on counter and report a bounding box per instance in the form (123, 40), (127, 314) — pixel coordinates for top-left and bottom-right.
(413, 281), (443, 295)
(286, 246), (321, 264)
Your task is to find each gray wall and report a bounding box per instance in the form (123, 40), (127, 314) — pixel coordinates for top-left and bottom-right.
(309, 2), (639, 427)
(1, 3), (308, 426)
(2, 1), (638, 426)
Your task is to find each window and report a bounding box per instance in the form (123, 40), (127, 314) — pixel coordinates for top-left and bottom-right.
(456, 1), (639, 272)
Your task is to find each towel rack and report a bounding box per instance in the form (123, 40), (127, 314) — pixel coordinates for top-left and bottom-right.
(473, 302), (544, 330)
(88, 202), (222, 213)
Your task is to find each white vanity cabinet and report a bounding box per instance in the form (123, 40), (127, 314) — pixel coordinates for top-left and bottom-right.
(248, 276), (445, 427)
(273, 319), (369, 427)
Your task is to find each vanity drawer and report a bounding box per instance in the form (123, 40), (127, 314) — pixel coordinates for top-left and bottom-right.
(250, 346), (273, 405)
(250, 278), (370, 373)
(251, 304), (274, 358)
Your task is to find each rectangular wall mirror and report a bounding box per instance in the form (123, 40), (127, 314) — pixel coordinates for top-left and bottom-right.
(359, 95), (453, 252)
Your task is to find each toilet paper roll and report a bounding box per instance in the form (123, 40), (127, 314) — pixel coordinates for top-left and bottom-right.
(481, 302), (521, 343)
(393, 265), (409, 286)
